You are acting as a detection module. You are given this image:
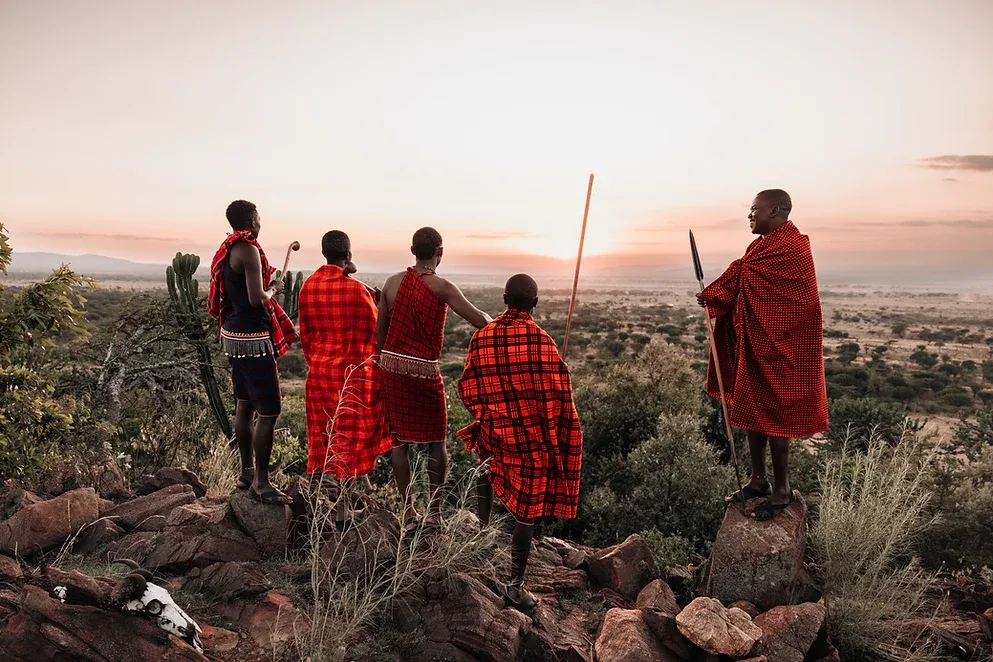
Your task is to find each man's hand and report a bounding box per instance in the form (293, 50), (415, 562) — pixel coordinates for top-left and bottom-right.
(695, 293), (707, 308)
(271, 279), (285, 296)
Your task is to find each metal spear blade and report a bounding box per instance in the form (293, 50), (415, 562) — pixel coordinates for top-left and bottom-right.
(689, 230), (705, 282)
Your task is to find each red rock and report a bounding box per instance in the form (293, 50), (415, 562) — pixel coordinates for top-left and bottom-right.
(0, 585), (208, 661)
(103, 484), (196, 532)
(751, 603), (825, 662)
(216, 592), (308, 654)
(0, 488), (100, 555)
(184, 561), (268, 598)
(0, 480), (41, 520)
(675, 597), (761, 658)
(200, 624), (239, 653)
(636, 579), (680, 615)
(0, 554), (21, 580)
(594, 608), (680, 662)
(420, 573), (532, 661)
(136, 467), (208, 499)
(588, 534), (660, 602)
(228, 489), (291, 555)
(706, 492), (808, 611)
(729, 600), (760, 619)
(642, 608), (693, 660)
(73, 518), (125, 556)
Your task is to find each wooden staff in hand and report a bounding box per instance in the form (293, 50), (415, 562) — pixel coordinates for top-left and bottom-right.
(690, 230), (746, 507)
(277, 241), (301, 284)
(561, 173), (595, 360)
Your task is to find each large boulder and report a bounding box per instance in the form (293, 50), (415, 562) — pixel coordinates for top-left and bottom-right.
(136, 467), (208, 499)
(142, 499), (260, 571)
(0, 585), (208, 661)
(675, 597), (761, 658)
(642, 609), (693, 660)
(594, 608), (680, 662)
(637, 579), (680, 615)
(420, 572), (532, 660)
(751, 603), (826, 662)
(0, 488), (100, 555)
(522, 599), (596, 662)
(706, 492), (808, 612)
(103, 484), (197, 532)
(0, 554), (21, 581)
(320, 509), (400, 581)
(73, 518), (125, 556)
(587, 534), (660, 602)
(229, 489), (291, 555)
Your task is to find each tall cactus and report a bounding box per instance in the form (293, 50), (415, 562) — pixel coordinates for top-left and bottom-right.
(273, 270), (303, 322)
(166, 252), (232, 438)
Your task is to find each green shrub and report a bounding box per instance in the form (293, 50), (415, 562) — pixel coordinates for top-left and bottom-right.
(921, 445), (993, 571)
(826, 397), (920, 452)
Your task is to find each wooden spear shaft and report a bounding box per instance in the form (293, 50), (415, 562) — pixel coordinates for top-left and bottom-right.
(561, 173), (595, 359)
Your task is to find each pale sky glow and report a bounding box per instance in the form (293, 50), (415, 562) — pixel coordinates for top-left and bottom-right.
(1, 0), (992, 277)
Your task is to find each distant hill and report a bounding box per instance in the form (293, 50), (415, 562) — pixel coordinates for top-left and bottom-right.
(6, 252), (168, 277)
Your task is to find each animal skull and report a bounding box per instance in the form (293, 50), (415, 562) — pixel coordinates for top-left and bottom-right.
(113, 560), (203, 653)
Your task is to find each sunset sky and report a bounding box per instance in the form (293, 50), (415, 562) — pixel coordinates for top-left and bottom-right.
(1, 1), (991, 279)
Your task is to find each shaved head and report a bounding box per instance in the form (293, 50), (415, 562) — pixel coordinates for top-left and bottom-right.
(749, 189), (792, 235)
(504, 273), (538, 311)
(756, 189), (792, 216)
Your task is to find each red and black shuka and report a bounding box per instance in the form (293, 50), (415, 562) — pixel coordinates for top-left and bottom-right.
(207, 230), (297, 416)
(378, 268), (449, 444)
(702, 221), (829, 438)
(457, 309), (584, 522)
(298, 264), (391, 478)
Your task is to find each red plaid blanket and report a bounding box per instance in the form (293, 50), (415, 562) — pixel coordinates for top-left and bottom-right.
(457, 309), (583, 521)
(207, 230), (297, 357)
(379, 269), (449, 444)
(299, 265), (390, 478)
(702, 221), (828, 437)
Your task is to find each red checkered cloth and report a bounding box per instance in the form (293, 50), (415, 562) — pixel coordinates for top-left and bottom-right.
(379, 269), (449, 444)
(702, 221), (829, 438)
(457, 309), (584, 521)
(299, 265), (391, 478)
(207, 230), (298, 357)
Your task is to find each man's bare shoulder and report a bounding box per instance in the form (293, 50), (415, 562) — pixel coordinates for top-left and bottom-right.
(420, 273), (455, 298)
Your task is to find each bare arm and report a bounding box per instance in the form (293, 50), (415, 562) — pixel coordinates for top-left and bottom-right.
(239, 244), (279, 308)
(376, 275), (397, 351)
(439, 280), (492, 329)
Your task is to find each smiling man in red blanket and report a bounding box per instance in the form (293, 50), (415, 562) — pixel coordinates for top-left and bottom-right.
(697, 189), (828, 520)
(299, 231), (391, 516)
(457, 274), (583, 610)
(377, 227), (492, 532)
(208, 200), (298, 505)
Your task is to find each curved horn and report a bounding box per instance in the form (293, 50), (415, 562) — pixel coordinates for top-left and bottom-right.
(112, 573), (148, 606)
(113, 558), (141, 571)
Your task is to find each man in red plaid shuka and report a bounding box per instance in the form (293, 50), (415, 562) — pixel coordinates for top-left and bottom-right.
(377, 227), (491, 531)
(299, 231), (391, 493)
(697, 189), (828, 520)
(207, 200), (298, 505)
(458, 274), (583, 610)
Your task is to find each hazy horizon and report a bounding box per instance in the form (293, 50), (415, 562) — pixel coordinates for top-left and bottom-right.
(2, 1), (992, 278)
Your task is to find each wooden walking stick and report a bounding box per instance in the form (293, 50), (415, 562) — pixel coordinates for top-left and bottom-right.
(690, 230), (746, 506)
(561, 173), (595, 359)
(278, 241), (301, 283)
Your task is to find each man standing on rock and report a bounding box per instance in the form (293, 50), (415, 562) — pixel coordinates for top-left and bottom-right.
(696, 189), (828, 520)
(299, 231), (392, 517)
(377, 227), (491, 533)
(208, 200), (297, 505)
(457, 274), (583, 610)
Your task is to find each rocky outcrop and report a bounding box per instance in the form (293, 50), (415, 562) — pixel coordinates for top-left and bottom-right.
(0, 480), (42, 520)
(142, 499), (260, 571)
(183, 561), (268, 599)
(216, 591), (308, 655)
(0, 487), (100, 555)
(751, 603), (826, 662)
(706, 492), (808, 612)
(73, 518), (125, 556)
(0, 585), (208, 661)
(637, 579), (680, 614)
(595, 608), (679, 662)
(229, 489), (291, 555)
(136, 468), (208, 499)
(588, 534), (660, 602)
(675, 597), (761, 658)
(103, 484), (197, 532)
